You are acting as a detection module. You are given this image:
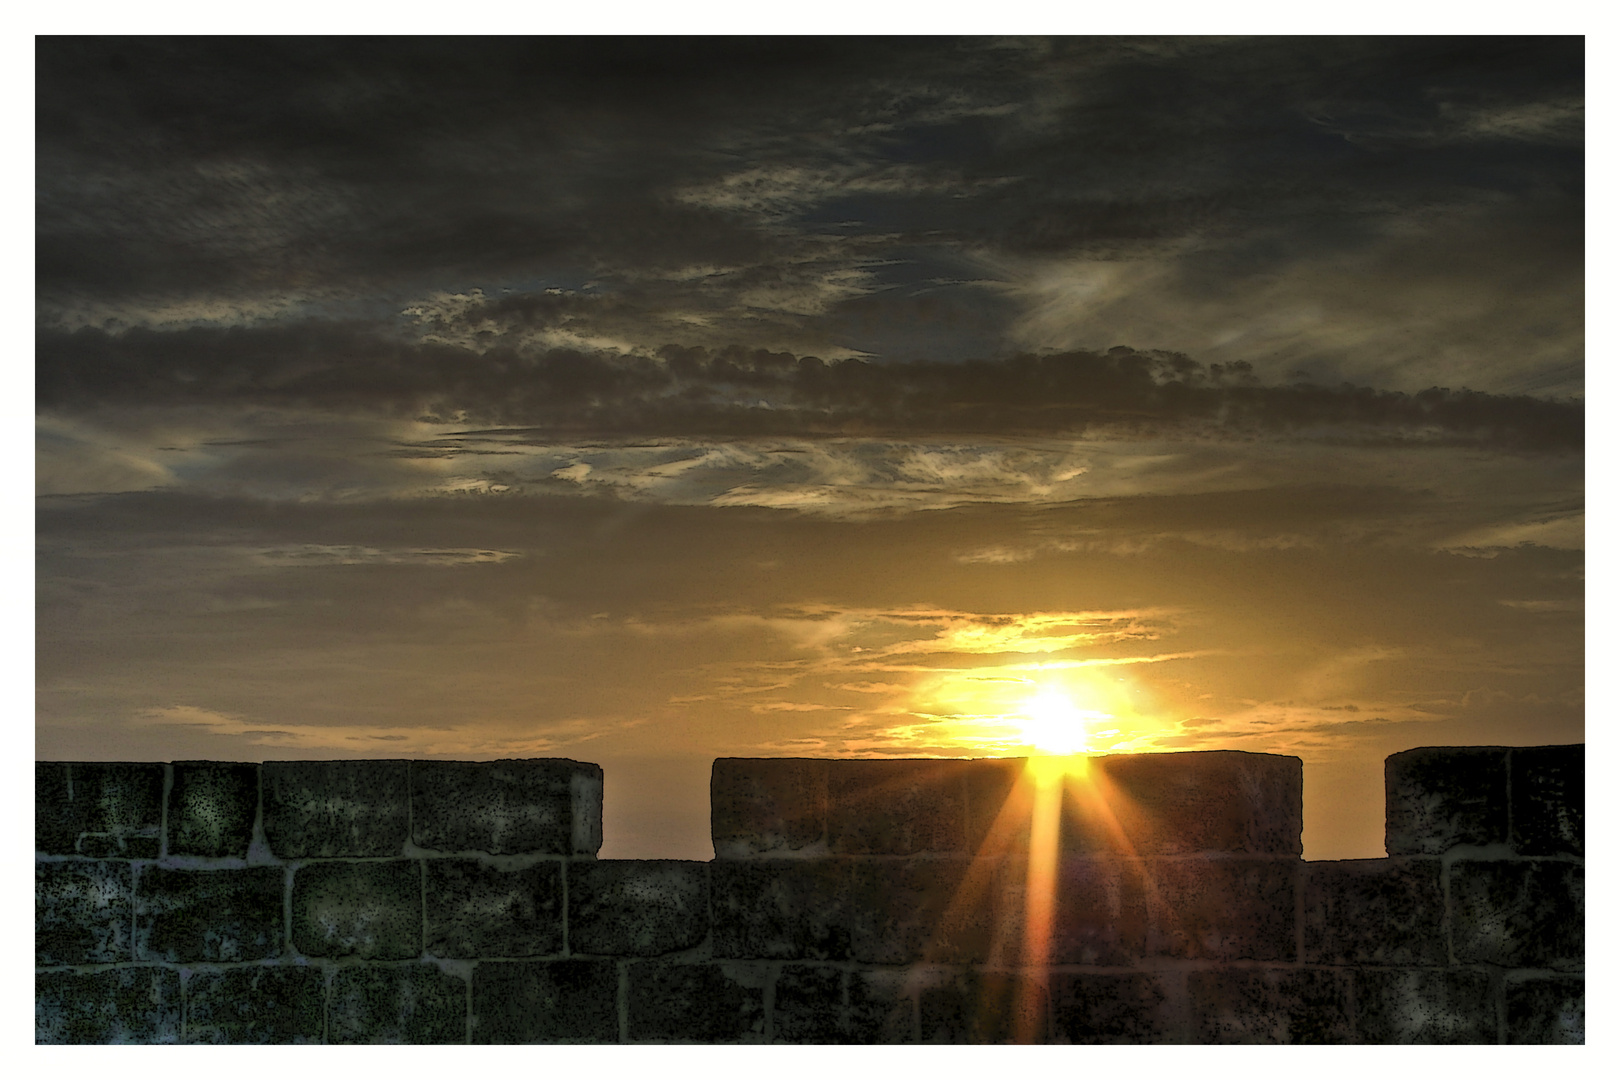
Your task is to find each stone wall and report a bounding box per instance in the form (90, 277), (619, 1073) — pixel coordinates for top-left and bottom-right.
(34, 745), (1582, 1043)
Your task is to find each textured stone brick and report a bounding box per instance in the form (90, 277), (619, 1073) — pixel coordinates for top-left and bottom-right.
(848, 857), (996, 964)
(711, 859), (851, 960)
(36, 967), (181, 1044)
(1511, 745), (1583, 856)
(771, 964), (844, 1043)
(1051, 973), (1181, 1044)
(919, 970), (1048, 1044)
(711, 758), (828, 857)
(1304, 858), (1446, 965)
(1189, 969), (1351, 1044)
(1452, 859), (1583, 969)
(41, 763), (165, 858)
(1506, 976), (1584, 1044)
(262, 760), (410, 858)
(425, 859), (562, 959)
(291, 860), (421, 959)
(1354, 969), (1496, 1044)
(329, 963), (467, 1044)
(627, 961), (766, 1043)
(1049, 857), (1148, 965)
(567, 859), (707, 956)
(848, 969), (916, 1044)
(185, 965), (326, 1044)
(411, 759), (602, 855)
(168, 761), (258, 858)
(1385, 746), (1509, 855)
(134, 865), (283, 963)
(963, 758), (1031, 855)
(35, 762), (77, 854)
(36, 860), (131, 965)
(1084, 751), (1302, 856)
(472, 958), (619, 1043)
(1146, 858), (1298, 961)
(827, 759), (967, 854)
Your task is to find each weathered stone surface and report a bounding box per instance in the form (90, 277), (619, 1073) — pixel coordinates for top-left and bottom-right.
(168, 761), (258, 858)
(39, 763), (164, 857)
(848, 857), (995, 964)
(1051, 972), (1181, 1044)
(35, 763), (76, 854)
(847, 969), (916, 1044)
(472, 958), (619, 1043)
(711, 859), (851, 960)
(1189, 969), (1352, 1044)
(412, 759), (601, 855)
(134, 865), (283, 963)
(711, 758), (828, 857)
(1505, 976), (1584, 1044)
(185, 964), (326, 1044)
(963, 758), (1030, 855)
(1303, 858), (1446, 965)
(1452, 859), (1583, 969)
(36, 860), (131, 966)
(36, 967), (181, 1044)
(1385, 746), (1509, 855)
(291, 860), (421, 959)
(568, 859), (707, 956)
(329, 963), (466, 1044)
(1145, 858), (1298, 961)
(1084, 751), (1302, 856)
(425, 859), (562, 959)
(262, 760), (409, 858)
(773, 965), (844, 1043)
(1050, 857), (1148, 965)
(919, 969), (1048, 1044)
(1511, 745), (1583, 856)
(827, 759), (967, 854)
(627, 961), (766, 1043)
(1354, 969), (1495, 1044)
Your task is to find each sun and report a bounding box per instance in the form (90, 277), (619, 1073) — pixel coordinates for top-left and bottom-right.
(1013, 686), (1107, 756)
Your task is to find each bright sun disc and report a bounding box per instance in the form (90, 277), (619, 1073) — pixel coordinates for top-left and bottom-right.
(1014, 687), (1104, 756)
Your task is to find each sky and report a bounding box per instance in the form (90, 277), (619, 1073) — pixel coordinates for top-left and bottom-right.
(35, 36), (1584, 860)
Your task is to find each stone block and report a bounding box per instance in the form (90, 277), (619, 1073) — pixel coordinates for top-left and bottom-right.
(168, 761), (258, 858)
(711, 859), (851, 960)
(36, 860), (131, 965)
(425, 859), (562, 959)
(1082, 751), (1302, 855)
(847, 969), (916, 1044)
(36, 763), (77, 854)
(827, 759), (968, 854)
(627, 961), (767, 1043)
(919, 969), (1048, 1044)
(185, 964), (326, 1044)
(262, 760), (410, 858)
(848, 857), (997, 964)
(134, 865), (283, 963)
(1385, 746), (1509, 855)
(1303, 858), (1446, 965)
(1049, 857), (1148, 965)
(567, 859), (707, 956)
(411, 759), (601, 855)
(1051, 972), (1181, 1044)
(772, 965), (844, 1043)
(1506, 976), (1584, 1044)
(1145, 858), (1297, 961)
(329, 963), (467, 1044)
(36, 967), (181, 1044)
(711, 758), (828, 857)
(41, 762), (164, 857)
(291, 860), (421, 959)
(471, 958), (619, 1043)
(1511, 745), (1583, 856)
(963, 758), (1030, 855)
(1452, 859), (1583, 969)
(1188, 969), (1352, 1044)
(1354, 969), (1495, 1044)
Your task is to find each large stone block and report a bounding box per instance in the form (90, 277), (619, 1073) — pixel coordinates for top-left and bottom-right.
(963, 758), (1031, 855)
(39, 763), (164, 858)
(425, 859), (562, 959)
(772, 965), (844, 1043)
(1188, 969), (1351, 1044)
(471, 958), (619, 1043)
(567, 859), (708, 956)
(1353, 969), (1495, 1044)
(168, 761), (258, 859)
(262, 760), (410, 858)
(329, 963), (467, 1044)
(36, 860), (131, 966)
(626, 961), (767, 1043)
(1050, 857), (1149, 965)
(1511, 745), (1583, 856)
(1452, 859), (1583, 969)
(185, 965), (326, 1044)
(1145, 858), (1298, 962)
(848, 857), (997, 964)
(35, 763), (77, 854)
(1051, 972), (1181, 1044)
(1385, 746), (1509, 855)
(36, 967), (181, 1044)
(827, 759), (968, 855)
(847, 969), (916, 1044)
(711, 859), (851, 960)
(291, 860), (421, 959)
(1303, 858), (1446, 965)
(919, 969), (1048, 1044)
(411, 759), (602, 856)
(711, 758), (828, 857)
(1083, 751), (1303, 856)
(1505, 976), (1584, 1044)
(134, 865), (283, 963)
